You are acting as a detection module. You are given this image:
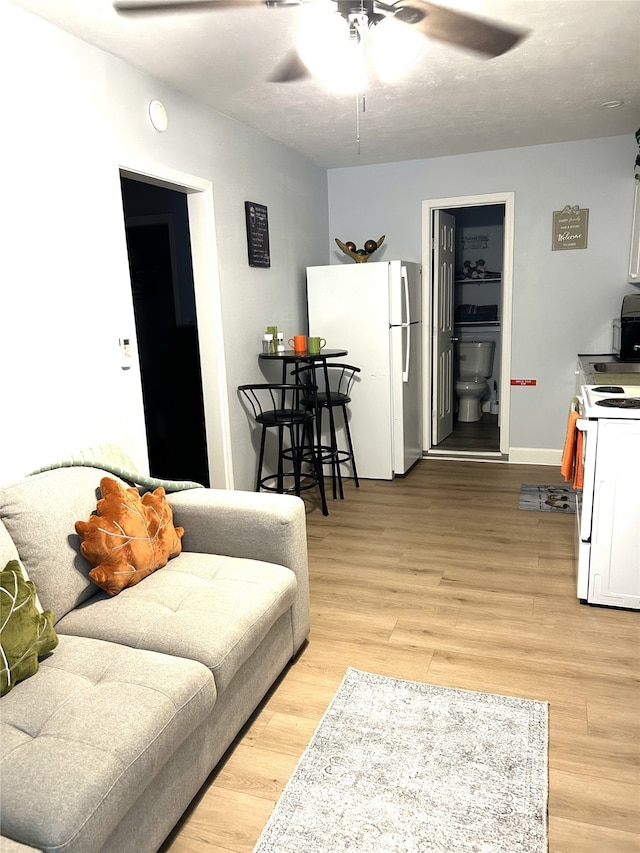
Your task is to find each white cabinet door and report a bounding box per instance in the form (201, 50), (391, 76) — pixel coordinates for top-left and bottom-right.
(589, 419), (640, 608)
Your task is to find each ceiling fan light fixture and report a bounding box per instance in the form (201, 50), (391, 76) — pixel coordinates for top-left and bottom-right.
(298, 10), (367, 93)
(370, 16), (425, 83)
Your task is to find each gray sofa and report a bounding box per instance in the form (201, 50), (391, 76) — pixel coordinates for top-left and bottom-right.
(0, 465), (310, 853)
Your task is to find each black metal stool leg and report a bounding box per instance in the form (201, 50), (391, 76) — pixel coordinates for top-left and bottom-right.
(332, 404), (345, 500)
(342, 404), (359, 487)
(319, 406), (338, 501)
(256, 425), (267, 492)
(289, 423), (302, 496)
(308, 415), (328, 516)
(323, 401), (345, 500)
(276, 424), (285, 493)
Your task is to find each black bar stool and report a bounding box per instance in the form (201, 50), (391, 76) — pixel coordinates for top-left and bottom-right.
(238, 383), (328, 515)
(291, 363), (360, 499)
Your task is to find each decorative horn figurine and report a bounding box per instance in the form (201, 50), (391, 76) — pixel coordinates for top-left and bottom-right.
(335, 235), (385, 263)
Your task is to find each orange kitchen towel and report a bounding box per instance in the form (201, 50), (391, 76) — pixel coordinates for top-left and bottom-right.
(560, 410), (578, 481)
(574, 428), (584, 490)
(561, 409), (584, 489)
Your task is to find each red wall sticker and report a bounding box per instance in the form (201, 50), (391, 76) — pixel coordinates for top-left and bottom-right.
(511, 379), (537, 386)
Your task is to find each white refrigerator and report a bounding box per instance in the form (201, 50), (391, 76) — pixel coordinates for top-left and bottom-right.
(306, 260), (422, 480)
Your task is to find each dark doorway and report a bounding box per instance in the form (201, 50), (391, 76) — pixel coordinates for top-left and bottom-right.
(121, 177), (209, 486)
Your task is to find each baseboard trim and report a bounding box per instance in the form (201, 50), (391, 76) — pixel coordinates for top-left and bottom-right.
(425, 450), (508, 463)
(508, 448), (562, 466)
(422, 447), (563, 466)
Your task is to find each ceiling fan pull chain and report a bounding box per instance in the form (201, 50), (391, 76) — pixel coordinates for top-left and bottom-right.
(355, 91), (367, 155)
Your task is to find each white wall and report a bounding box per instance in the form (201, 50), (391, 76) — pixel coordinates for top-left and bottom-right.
(3, 5), (635, 480)
(327, 136), (638, 457)
(1, 4), (328, 489)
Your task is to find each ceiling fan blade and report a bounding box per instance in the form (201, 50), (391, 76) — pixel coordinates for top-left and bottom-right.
(269, 50), (311, 83)
(114, 0), (268, 13)
(389, 0), (527, 57)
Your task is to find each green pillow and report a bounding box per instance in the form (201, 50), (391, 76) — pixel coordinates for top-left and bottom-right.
(12, 556), (44, 612)
(1, 561), (58, 696)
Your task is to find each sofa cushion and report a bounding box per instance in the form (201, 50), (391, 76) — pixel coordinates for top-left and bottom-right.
(0, 521), (43, 611)
(56, 551), (298, 691)
(0, 562), (58, 695)
(0, 468), (129, 619)
(75, 477), (184, 596)
(0, 519), (21, 571)
(0, 634), (216, 853)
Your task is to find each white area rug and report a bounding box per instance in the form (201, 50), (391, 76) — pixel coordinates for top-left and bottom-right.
(253, 668), (548, 853)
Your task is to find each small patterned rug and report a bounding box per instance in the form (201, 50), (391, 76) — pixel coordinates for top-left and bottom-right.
(519, 484), (577, 514)
(253, 668), (549, 853)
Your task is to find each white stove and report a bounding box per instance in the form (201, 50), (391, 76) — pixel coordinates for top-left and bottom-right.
(575, 384), (640, 609)
(581, 384), (640, 419)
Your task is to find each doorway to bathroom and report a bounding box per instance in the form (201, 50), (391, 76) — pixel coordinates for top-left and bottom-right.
(421, 192), (514, 460)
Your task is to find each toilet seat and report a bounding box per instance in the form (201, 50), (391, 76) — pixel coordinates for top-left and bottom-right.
(456, 378), (488, 390)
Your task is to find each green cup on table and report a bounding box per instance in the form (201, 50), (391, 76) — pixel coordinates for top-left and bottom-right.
(307, 336), (326, 355)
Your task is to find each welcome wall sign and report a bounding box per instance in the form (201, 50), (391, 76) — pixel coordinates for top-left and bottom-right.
(552, 204), (589, 250)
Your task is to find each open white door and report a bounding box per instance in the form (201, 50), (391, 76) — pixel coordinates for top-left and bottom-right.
(432, 210), (455, 444)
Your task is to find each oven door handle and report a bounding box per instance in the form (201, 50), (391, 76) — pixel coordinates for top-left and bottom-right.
(576, 416), (598, 537)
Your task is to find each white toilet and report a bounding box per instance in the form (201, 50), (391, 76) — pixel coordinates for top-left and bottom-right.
(455, 341), (496, 422)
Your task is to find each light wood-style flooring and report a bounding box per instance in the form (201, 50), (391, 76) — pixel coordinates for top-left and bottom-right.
(162, 459), (640, 853)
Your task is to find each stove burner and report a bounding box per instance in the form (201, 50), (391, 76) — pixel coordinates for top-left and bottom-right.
(595, 397), (640, 409)
(592, 386), (625, 393)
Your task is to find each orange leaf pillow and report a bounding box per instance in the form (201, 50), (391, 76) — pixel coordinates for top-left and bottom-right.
(75, 477), (184, 596)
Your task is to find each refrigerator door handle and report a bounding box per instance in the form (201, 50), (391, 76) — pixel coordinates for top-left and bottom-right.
(403, 323), (410, 383)
(401, 266), (410, 325)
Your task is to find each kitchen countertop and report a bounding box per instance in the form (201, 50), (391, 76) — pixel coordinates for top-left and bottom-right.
(578, 353), (640, 386)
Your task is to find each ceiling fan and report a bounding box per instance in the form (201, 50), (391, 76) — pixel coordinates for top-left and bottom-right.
(113, 0), (528, 85)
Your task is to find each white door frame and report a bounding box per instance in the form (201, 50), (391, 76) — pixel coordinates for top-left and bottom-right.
(120, 162), (234, 489)
(421, 191), (514, 457)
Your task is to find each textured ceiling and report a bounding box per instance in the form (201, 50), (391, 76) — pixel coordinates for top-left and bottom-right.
(10, 0), (640, 168)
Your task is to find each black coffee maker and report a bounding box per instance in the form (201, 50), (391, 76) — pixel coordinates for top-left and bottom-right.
(615, 294), (640, 361)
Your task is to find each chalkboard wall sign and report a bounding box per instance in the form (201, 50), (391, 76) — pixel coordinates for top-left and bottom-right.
(245, 201), (271, 268)
(552, 205), (589, 251)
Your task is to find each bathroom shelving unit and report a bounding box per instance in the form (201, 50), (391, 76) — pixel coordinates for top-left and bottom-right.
(454, 274), (501, 328)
